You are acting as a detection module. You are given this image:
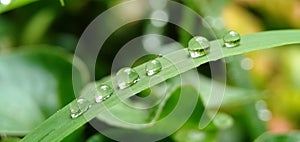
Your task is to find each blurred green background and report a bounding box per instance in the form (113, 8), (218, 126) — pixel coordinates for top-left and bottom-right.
(0, 0), (300, 141)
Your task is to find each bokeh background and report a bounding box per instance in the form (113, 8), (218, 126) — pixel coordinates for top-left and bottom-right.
(0, 0), (300, 141)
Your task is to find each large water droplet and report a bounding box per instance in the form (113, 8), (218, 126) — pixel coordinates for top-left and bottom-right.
(223, 30), (241, 47)
(145, 59), (162, 76)
(188, 36), (210, 58)
(116, 67), (140, 89)
(95, 84), (113, 103)
(70, 98), (92, 118)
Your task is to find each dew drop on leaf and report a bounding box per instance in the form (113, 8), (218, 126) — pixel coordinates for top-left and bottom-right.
(145, 59), (162, 76)
(70, 98), (92, 119)
(187, 36), (210, 58)
(95, 84), (113, 103)
(223, 30), (241, 47)
(116, 67), (140, 89)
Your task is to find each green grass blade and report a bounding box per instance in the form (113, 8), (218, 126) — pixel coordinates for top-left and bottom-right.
(255, 131), (300, 141)
(21, 30), (300, 142)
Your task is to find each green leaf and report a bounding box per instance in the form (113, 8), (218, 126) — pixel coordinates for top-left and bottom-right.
(0, 0), (37, 14)
(21, 30), (300, 142)
(21, 8), (56, 45)
(0, 17), (14, 51)
(95, 68), (253, 129)
(0, 47), (87, 135)
(86, 134), (105, 142)
(173, 129), (217, 142)
(95, 76), (181, 129)
(0, 137), (21, 142)
(61, 127), (84, 142)
(255, 131), (300, 142)
(196, 74), (260, 108)
(59, 0), (65, 6)
(94, 85), (199, 141)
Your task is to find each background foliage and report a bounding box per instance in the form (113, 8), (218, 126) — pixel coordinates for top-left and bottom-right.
(0, 0), (300, 141)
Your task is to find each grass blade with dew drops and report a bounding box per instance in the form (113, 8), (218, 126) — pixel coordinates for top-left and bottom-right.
(21, 30), (300, 142)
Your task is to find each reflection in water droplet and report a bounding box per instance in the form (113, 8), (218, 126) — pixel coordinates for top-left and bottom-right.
(95, 84), (113, 103)
(188, 36), (210, 58)
(145, 59), (162, 76)
(116, 67), (140, 89)
(223, 30), (241, 47)
(70, 98), (92, 118)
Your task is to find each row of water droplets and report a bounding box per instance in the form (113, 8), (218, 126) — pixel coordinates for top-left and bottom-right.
(70, 30), (241, 118)
(188, 30), (241, 58)
(70, 59), (163, 118)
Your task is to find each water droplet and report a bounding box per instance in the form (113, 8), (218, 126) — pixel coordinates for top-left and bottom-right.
(116, 67), (140, 89)
(95, 84), (113, 103)
(145, 59), (162, 76)
(223, 30), (241, 47)
(188, 36), (210, 58)
(70, 98), (92, 118)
